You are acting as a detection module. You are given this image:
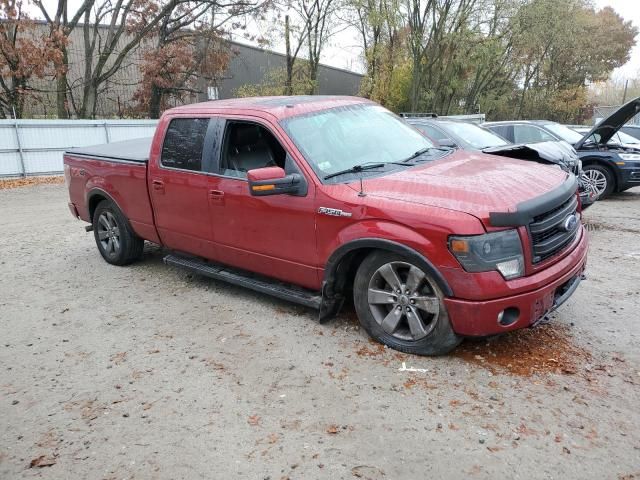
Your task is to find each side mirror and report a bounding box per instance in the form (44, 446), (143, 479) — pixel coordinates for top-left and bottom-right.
(247, 166), (302, 196)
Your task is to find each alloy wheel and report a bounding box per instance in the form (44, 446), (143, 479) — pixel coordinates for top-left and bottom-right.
(367, 261), (440, 341)
(585, 168), (608, 198)
(97, 211), (121, 256)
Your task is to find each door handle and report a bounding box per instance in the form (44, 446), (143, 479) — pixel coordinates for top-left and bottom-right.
(209, 189), (224, 205)
(152, 180), (165, 193)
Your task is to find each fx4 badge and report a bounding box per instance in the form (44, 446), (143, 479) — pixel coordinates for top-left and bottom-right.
(318, 207), (352, 218)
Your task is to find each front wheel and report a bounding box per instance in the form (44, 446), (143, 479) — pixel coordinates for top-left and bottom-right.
(353, 251), (461, 356)
(92, 200), (144, 266)
(583, 164), (614, 199)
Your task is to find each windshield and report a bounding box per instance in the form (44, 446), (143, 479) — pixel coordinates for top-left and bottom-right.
(544, 123), (583, 143)
(612, 131), (640, 145)
(281, 104), (438, 181)
(442, 122), (509, 149)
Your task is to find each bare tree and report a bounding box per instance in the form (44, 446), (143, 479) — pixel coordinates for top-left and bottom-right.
(136, 0), (267, 117)
(34, 0), (93, 118)
(0, 0), (66, 118)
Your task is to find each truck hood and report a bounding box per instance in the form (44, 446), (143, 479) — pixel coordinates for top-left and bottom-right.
(575, 96), (640, 149)
(482, 140), (579, 173)
(353, 150), (569, 227)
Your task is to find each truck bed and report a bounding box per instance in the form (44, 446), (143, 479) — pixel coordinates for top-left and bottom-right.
(65, 137), (152, 163)
(64, 137), (159, 243)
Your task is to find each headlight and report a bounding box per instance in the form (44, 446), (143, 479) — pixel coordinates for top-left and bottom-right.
(619, 153), (640, 161)
(449, 230), (524, 280)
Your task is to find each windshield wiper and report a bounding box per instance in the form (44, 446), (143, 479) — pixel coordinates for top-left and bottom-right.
(323, 162), (387, 180)
(401, 146), (451, 163)
(323, 160), (415, 180)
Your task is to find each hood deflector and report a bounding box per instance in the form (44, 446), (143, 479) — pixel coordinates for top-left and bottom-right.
(489, 175), (578, 227)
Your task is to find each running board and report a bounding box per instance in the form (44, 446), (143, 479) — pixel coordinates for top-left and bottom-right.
(163, 254), (322, 310)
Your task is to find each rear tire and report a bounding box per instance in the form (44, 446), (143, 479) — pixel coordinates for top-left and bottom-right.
(353, 251), (461, 356)
(583, 164), (614, 199)
(92, 200), (144, 266)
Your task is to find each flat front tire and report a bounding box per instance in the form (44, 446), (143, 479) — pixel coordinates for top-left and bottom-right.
(353, 251), (461, 356)
(92, 200), (144, 266)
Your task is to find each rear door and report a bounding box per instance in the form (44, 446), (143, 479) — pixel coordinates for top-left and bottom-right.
(148, 116), (221, 258)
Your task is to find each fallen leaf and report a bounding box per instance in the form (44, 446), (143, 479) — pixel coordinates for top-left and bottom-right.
(326, 424), (339, 434)
(29, 455), (56, 468)
(248, 415), (261, 426)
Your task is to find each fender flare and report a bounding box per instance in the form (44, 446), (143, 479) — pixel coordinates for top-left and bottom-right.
(319, 238), (453, 322)
(86, 188), (129, 226)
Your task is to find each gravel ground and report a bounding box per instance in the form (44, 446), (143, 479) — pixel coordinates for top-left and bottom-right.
(1, 183), (639, 480)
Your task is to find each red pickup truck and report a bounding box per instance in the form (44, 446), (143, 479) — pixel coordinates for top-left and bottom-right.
(64, 96), (588, 355)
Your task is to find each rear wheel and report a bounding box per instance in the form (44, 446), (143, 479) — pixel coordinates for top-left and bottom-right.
(92, 200), (144, 265)
(583, 164), (614, 199)
(353, 251), (461, 356)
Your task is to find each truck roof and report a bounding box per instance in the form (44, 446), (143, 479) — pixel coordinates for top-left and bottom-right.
(168, 95), (372, 120)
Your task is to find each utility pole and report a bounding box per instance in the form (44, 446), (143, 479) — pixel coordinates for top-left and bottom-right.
(285, 15), (293, 96)
(622, 79), (629, 104)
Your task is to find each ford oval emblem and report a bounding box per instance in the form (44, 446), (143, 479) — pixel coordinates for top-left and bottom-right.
(562, 214), (578, 232)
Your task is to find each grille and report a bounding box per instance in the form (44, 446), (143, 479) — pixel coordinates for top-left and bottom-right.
(529, 195), (579, 263)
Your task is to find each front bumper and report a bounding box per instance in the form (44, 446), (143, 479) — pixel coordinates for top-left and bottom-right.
(444, 228), (588, 336)
(619, 163), (640, 189)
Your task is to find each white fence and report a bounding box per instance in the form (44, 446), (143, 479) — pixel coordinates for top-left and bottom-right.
(0, 119), (159, 177)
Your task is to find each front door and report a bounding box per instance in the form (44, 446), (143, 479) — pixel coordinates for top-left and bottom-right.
(207, 118), (320, 290)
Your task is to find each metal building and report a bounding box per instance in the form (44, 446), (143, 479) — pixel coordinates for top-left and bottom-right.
(8, 22), (363, 119)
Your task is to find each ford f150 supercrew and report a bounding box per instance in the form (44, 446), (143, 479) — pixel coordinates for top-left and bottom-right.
(64, 96), (589, 355)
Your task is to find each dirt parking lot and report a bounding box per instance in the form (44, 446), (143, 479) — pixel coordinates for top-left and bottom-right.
(1, 182), (639, 479)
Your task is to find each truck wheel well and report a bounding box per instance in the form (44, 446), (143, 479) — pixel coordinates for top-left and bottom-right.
(88, 193), (108, 221)
(319, 240), (453, 322)
(331, 248), (373, 298)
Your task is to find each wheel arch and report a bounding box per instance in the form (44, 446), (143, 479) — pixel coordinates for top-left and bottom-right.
(319, 238), (453, 322)
(87, 188), (127, 225)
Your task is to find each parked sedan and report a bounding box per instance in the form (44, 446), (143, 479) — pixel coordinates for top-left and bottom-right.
(406, 118), (511, 150)
(407, 117), (596, 207)
(484, 98), (640, 199)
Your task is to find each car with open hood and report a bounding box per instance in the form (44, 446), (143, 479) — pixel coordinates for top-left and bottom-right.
(405, 117), (595, 207)
(63, 96), (588, 356)
(484, 97), (640, 199)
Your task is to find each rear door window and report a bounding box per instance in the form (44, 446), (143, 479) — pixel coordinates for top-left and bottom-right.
(414, 124), (449, 142)
(513, 124), (556, 143)
(486, 125), (513, 142)
(161, 118), (210, 171)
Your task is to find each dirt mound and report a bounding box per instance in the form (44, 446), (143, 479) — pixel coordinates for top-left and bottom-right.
(454, 323), (591, 376)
